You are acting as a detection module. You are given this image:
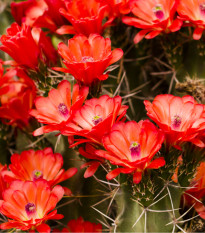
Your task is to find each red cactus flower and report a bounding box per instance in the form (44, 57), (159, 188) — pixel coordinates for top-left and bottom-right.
(30, 80), (89, 136)
(144, 94), (205, 147)
(183, 162), (205, 219)
(0, 67), (36, 128)
(122, 0), (183, 43)
(96, 120), (165, 184)
(61, 95), (128, 146)
(11, 0), (67, 32)
(0, 180), (64, 232)
(0, 23), (57, 70)
(57, 0), (113, 35)
(3, 148), (77, 191)
(55, 34), (123, 85)
(177, 0), (205, 39)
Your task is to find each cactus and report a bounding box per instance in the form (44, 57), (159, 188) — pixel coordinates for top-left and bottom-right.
(0, 0), (205, 233)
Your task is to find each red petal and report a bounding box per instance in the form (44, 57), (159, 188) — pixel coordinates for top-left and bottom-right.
(106, 168), (122, 180)
(169, 19), (183, 32)
(147, 157), (165, 169)
(145, 30), (161, 39)
(64, 167), (78, 179)
(97, 74), (109, 81)
(191, 138), (205, 147)
(193, 28), (204, 40)
(108, 48), (123, 66)
(56, 25), (76, 35)
(133, 30), (150, 43)
(63, 187), (72, 196)
(36, 223), (50, 233)
(52, 185), (64, 201)
(84, 162), (100, 178)
(133, 172), (142, 184)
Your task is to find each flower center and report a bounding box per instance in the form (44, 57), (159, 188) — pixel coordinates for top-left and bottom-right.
(25, 203), (36, 216)
(200, 3), (205, 15)
(129, 142), (141, 161)
(58, 103), (69, 118)
(81, 56), (94, 63)
(32, 170), (43, 181)
(92, 115), (102, 125)
(172, 115), (182, 129)
(153, 4), (164, 20)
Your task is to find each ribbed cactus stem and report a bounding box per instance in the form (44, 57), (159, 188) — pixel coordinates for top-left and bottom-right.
(114, 184), (145, 232)
(113, 180), (183, 232)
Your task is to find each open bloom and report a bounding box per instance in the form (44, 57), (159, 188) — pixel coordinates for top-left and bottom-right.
(183, 162), (205, 219)
(11, 0), (67, 32)
(3, 148), (77, 192)
(96, 120), (165, 184)
(0, 67), (36, 128)
(57, 0), (113, 35)
(177, 0), (205, 39)
(0, 180), (64, 232)
(0, 23), (57, 70)
(61, 95), (128, 146)
(55, 34), (123, 85)
(122, 0), (182, 43)
(30, 80), (88, 136)
(53, 217), (102, 232)
(144, 94), (205, 147)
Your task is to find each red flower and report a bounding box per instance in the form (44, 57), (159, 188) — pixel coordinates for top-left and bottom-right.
(55, 34), (123, 85)
(177, 0), (205, 39)
(30, 80), (88, 136)
(0, 67), (36, 128)
(183, 162), (205, 219)
(3, 148), (77, 191)
(122, 0), (182, 43)
(54, 217), (102, 232)
(61, 95), (128, 146)
(57, 0), (113, 35)
(0, 180), (64, 232)
(144, 94), (205, 147)
(0, 23), (57, 70)
(96, 120), (165, 184)
(11, 0), (67, 32)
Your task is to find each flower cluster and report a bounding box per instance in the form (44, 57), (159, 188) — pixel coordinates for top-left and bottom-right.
(31, 87), (205, 184)
(122, 0), (205, 42)
(0, 147), (77, 232)
(1, 0), (205, 231)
